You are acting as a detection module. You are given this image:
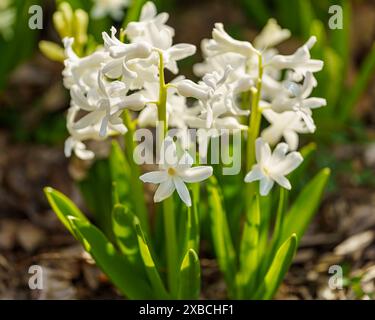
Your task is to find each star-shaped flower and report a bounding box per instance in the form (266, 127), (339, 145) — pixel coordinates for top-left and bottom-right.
(140, 137), (213, 206)
(244, 138), (303, 195)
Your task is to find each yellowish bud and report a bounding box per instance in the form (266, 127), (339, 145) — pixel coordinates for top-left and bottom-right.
(58, 2), (73, 36)
(74, 9), (88, 46)
(39, 41), (66, 62)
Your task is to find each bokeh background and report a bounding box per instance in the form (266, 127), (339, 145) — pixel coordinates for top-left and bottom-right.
(0, 0), (374, 299)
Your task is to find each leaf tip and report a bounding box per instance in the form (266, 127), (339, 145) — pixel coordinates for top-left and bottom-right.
(322, 167), (331, 177)
(43, 186), (54, 195)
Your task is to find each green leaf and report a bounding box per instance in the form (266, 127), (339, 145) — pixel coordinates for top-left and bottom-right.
(44, 187), (88, 236)
(179, 188), (199, 262)
(239, 0), (270, 27)
(340, 43), (375, 121)
(254, 234), (297, 300)
(134, 218), (169, 299)
(0, 0), (41, 90)
(109, 140), (131, 206)
(207, 176), (236, 297)
(178, 249), (200, 300)
(79, 158), (113, 237)
(275, 0), (299, 34)
(112, 204), (142, 266)
(330, 0), (351, 83)
(237, 195), (260, 298)
(281, 168), (330, 245)
(298, 0), (315, 39)
(310, 19), (326, 57)
(69, 217), (154, 299)
(322, 47), (343, 115)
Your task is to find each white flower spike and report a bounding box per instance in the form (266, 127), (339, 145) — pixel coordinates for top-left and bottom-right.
(140, 137), (213, 206)
(244, 138), (303, 196)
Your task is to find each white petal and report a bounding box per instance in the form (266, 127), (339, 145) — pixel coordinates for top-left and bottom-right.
(154, 179), (175, 203)
(261, 125), (283, 146)
(175, 80), (209, 100)
(254, 18), (291, 49)
(255, 138), (271, 164)
(99, 115), (109, 137)
(272, 175), (291, 190)
(271, 142), (289, 164)
(140, 1), (157, 21)
(74, 111), (101, 130)
(180, 166), (213, 183)
(284, 130), (299, 151)
(277, 152), (303, 175)
(140, 171), (168, 184)
(303, 98), (327, 109)
(167, 43), (196, 61)
(75, 146), (95, 160)
(177, 152), (194, 169)
(173, 176), (191, 206)
(259, 177), (274, 196)
(244, 165), (263, 183)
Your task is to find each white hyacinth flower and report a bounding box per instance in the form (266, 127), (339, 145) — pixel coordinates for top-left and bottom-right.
(102, 27), (153, 80)
(261, 109), (310, 151)
(244, 138), (303, 196)
(125, 1), (196, 74)
(71, 72), (147, 137)
(270, 72), (326, 131)
(91, 0), (130, 21)
(62, 38), (111, 91)
(126, 1), (174, 46)
(140, 138), (213, 206)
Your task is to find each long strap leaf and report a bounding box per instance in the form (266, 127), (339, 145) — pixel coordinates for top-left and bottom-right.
(70, 217), (154, 299)
(134, 218), (169, 299)
(178, 249), (201, 300)
(237, 195), (260, 298)
(207, 176), (236, 297)
(281, 168), (330, 245)
(254, 234), (297, 300)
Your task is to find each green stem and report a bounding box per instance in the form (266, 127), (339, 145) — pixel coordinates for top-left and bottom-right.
(163, 196), (178, 295)
(156, 50), (178, 296)
(123, 110), (150, 236)
(157, 51), (168, 136)
(246, 53), (263, 171)
(245, 54), (263, 209)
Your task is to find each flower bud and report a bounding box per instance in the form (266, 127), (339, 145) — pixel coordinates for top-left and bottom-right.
(175, 80), (209, 101)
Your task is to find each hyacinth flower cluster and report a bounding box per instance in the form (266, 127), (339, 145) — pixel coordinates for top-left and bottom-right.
(45, 2), (330, 300)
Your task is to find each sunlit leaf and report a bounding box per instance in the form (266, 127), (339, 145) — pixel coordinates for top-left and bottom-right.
(178, 249), (200, 300)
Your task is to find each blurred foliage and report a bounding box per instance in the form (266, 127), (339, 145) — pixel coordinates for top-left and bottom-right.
(0, 0), (41, 90)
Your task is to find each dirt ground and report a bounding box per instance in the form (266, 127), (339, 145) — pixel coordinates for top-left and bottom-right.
(0, 0), (374, 299)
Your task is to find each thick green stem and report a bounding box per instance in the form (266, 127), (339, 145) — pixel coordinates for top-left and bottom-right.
(123, 110), (150, 236)
(156, 50), (178, 296)
(245, 54), (263, 207)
